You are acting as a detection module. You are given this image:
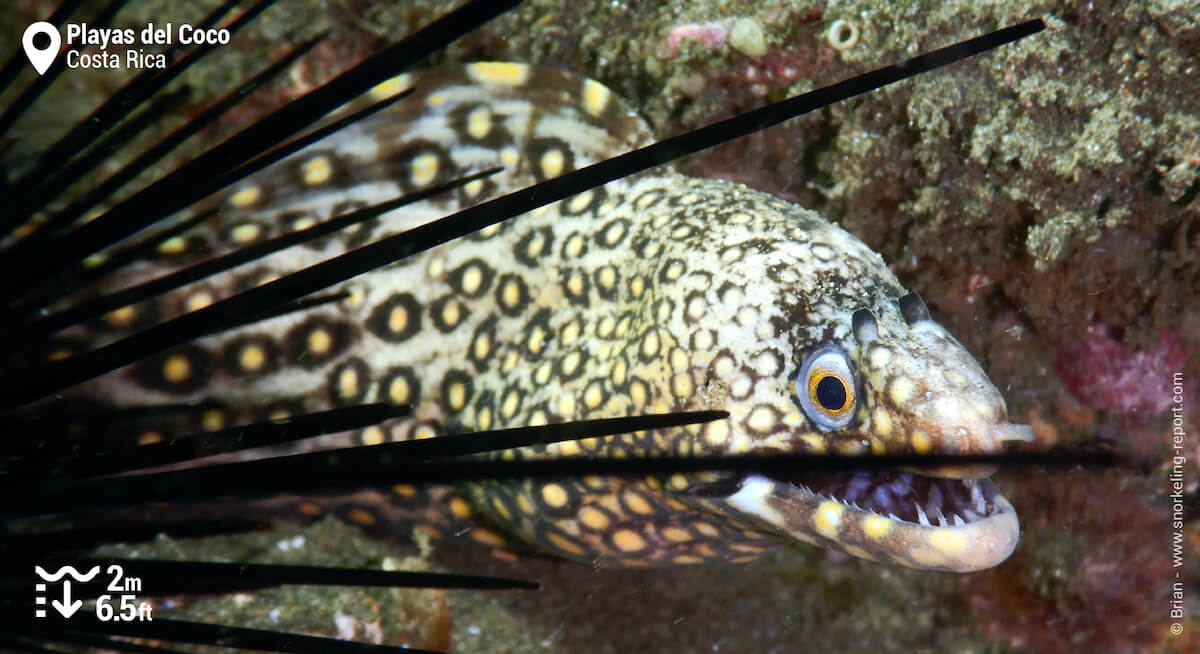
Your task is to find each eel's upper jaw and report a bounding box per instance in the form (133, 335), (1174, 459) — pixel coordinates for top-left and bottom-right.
(719, 470), (1019, 572)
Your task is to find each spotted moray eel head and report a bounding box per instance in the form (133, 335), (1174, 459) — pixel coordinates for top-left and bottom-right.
(673, 201), (1033, 571)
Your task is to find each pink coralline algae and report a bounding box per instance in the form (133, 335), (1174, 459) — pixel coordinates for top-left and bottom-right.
(1054, 324), (1187, 419)
(659, 22), (728, 59)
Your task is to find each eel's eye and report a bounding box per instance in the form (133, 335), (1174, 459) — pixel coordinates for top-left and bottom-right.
(796, 346), (857, 430)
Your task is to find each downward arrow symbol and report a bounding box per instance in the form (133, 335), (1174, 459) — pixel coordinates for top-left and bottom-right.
(51, 580), (81, 618)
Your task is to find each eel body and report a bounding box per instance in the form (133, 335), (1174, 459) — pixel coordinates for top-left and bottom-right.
(61, 62), (1033, 572)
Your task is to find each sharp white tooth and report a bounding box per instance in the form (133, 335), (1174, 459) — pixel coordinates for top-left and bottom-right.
(915, 503), (930, 526)
(961, 509), (978, 522)
(953, 515), (965, 526)
(889, 512), (900, 521)
(934, 507), (947, 525)
(971, 483), (985, 512)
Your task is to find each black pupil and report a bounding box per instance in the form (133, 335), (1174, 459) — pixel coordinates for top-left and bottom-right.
(815, 375), (847, 411)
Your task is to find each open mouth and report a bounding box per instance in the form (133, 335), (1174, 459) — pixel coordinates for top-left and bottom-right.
(791, 469), (1001, 528)
(718, 468), (1020, 572)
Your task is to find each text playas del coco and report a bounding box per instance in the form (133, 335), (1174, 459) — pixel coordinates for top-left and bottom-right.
(65, 22), (230, 69)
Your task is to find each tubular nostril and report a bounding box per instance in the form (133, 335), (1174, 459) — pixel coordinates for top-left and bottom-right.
(851, 308), (878, 344)
(898, 291), (931, 325)
(995, 423), (1035, 443)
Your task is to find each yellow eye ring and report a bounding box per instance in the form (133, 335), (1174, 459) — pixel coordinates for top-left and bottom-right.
(808, 371), (854, 416)
(796, 346), (857, 430)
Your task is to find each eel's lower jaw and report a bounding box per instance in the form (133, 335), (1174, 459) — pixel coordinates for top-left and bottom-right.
(720, 471), (1019, 572)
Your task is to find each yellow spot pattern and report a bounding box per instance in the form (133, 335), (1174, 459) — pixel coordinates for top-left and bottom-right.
(368, 74), (410, 100)
(467, 106), (492, 139)
(861, 514), (892, 541)
(411, 153), (439, 187)
(229, 186), (260, 207)
(163, 355), (191, 384)
(814, 501), (844, 540)
(582, 79), (611, 116)
(302, 156), (332, 186)
(466, 62), (530, 86)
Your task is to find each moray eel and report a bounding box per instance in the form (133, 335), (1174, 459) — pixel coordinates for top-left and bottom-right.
(62, 62), (1034, 572)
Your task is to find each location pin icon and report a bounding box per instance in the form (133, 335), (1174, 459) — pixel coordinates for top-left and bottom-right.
(22, 22), (61, 76)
